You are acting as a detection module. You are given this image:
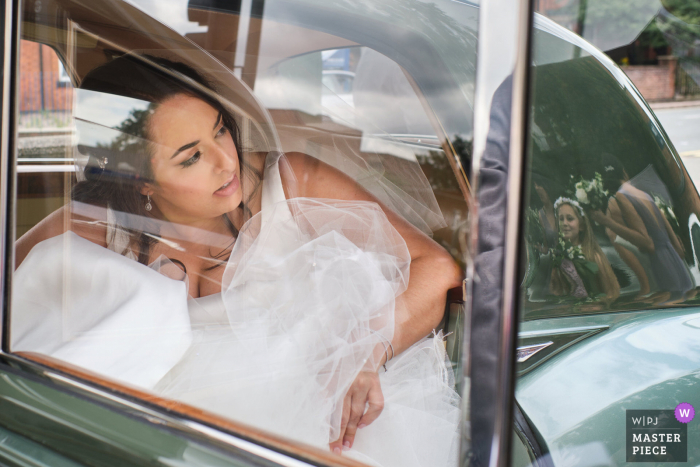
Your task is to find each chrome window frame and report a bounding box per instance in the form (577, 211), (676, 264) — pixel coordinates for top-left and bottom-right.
(0, 0), (17, 354)
(464, 0), (534, 465)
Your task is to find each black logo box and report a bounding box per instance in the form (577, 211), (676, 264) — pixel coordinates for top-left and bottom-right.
(627, 410), (687, 462)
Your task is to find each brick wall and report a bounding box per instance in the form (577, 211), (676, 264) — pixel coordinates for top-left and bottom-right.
(19, 40), (72, 112)
(622, 56), (677, 102)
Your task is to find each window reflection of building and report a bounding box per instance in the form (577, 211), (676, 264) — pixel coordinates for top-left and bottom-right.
(18, 40), (73, 129)
(533, 0), (579, 33)
(17, 41), (75, 237)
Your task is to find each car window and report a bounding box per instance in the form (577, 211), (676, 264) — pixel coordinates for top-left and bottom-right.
(256, 45), (464, 241)
(514, 3), (700, 466)
(520, 16), (700, 320)
(9, 0), (475, 463)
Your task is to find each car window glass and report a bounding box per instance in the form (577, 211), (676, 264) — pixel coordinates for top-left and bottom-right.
(16, 42), (72, 238)
(10, 0), (475, 463)
(255, 45), (464, 240)
(521, 16), (700, 320)
(514, 3), (700, 466)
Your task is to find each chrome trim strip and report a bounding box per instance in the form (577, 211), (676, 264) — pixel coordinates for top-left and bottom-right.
(17, 158), (76, 163)
(233, 0), (253, 78)
(465, 0), (533, 464)
(515, 342), (553, 363)
(0, 0), (17, 353)
(16, 165), (77, 173)
(493, 0), (533, 465)
(185, 423), (315, 467)
(12, 357), (316, 467)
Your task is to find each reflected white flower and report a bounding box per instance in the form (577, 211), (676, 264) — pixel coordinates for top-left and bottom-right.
(575, 188), (589, 204)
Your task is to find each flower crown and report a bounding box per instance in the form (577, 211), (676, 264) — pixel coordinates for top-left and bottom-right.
(554, 197), (585, 217)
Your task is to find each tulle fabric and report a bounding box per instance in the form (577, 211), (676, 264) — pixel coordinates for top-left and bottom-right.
(153, 199), (461, 464)
(155, 198), (409, 445)
(11, 198), (461, 466)
(346, 335), (461, 467)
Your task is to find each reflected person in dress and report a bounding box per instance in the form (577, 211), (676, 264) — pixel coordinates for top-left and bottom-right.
(591, 155), (692, 301)
(550, 198), (620, 301)
(13, 55), (462, 466)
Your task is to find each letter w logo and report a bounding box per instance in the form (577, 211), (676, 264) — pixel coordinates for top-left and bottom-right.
(632, 417), (643, 425)
(680, 409), (691, 418)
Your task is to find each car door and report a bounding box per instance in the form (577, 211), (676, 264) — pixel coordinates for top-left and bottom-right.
(512, 2), (700, 466)
(0, 0), (491, 465)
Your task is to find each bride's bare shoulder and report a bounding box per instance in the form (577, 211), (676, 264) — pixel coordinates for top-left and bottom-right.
(15, 203), (108, 268)
(282, 151), (364, 199)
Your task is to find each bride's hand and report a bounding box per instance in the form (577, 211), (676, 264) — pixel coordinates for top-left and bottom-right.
(329, 369), (384, 454)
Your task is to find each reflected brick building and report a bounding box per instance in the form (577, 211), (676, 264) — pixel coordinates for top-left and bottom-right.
(19, 40), (72, 116)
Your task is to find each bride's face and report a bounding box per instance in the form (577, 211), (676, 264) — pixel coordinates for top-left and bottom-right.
(143, 94), (242, 226)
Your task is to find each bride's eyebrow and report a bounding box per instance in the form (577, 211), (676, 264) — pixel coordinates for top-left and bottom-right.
(171, 141), (199, 159)
(169, 113), (222, 159)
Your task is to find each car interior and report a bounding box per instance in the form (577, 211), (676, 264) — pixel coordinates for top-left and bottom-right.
(14, 0), (473, 438)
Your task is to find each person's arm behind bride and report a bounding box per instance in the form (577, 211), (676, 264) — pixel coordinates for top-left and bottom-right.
(280, 152), (463, 453)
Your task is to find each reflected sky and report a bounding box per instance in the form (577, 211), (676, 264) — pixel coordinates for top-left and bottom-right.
(74, 89), (150, 146)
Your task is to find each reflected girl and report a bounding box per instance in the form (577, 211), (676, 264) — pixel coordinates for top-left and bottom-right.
(593, 156), (693, 301)
(550, 198), (620, 301)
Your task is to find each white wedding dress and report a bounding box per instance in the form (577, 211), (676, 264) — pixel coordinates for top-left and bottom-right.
(12, 152), (461, 467)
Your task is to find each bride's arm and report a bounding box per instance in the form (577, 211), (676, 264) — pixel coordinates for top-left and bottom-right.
(15, 205), (108, 268)
(283, 152), (462, 452)
(284, 152), (463, 353)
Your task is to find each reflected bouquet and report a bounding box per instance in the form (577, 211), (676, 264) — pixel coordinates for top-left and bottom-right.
(551, 233), (601, 298)
(566, 172), (609, 212)
(653, 194), (680, 234)
(551, 234), (586, 268)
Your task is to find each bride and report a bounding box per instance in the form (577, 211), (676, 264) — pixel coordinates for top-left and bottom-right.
(12, 55), (463, 466)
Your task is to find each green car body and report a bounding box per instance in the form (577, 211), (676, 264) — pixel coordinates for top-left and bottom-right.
(0, 357), (260, 467)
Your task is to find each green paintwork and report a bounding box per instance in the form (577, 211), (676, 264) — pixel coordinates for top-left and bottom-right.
(0, 358), (266, 467)
(511, 428), (536, 467)
(516, 325), (608, 375)
(517, 307), (700, 465)
(0, 425), (82, 467)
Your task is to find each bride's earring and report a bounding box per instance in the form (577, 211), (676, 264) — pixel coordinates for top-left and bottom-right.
(145, 193), (153, 212)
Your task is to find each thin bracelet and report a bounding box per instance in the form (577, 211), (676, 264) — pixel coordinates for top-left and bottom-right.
(371, 330), (395, 369)
(373, 330), (394, 361)
(377, 339), (389, 372)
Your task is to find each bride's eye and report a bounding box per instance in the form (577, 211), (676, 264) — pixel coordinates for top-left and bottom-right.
(215, 125), (228, 137)
(181, 151), (201, 168)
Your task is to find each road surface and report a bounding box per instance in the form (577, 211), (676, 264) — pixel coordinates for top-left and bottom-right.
(653, 105), (700, 186)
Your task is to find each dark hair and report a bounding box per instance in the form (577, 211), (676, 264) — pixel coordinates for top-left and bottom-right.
(73, 54), (256, 266)
(600, 152), (626, 194)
